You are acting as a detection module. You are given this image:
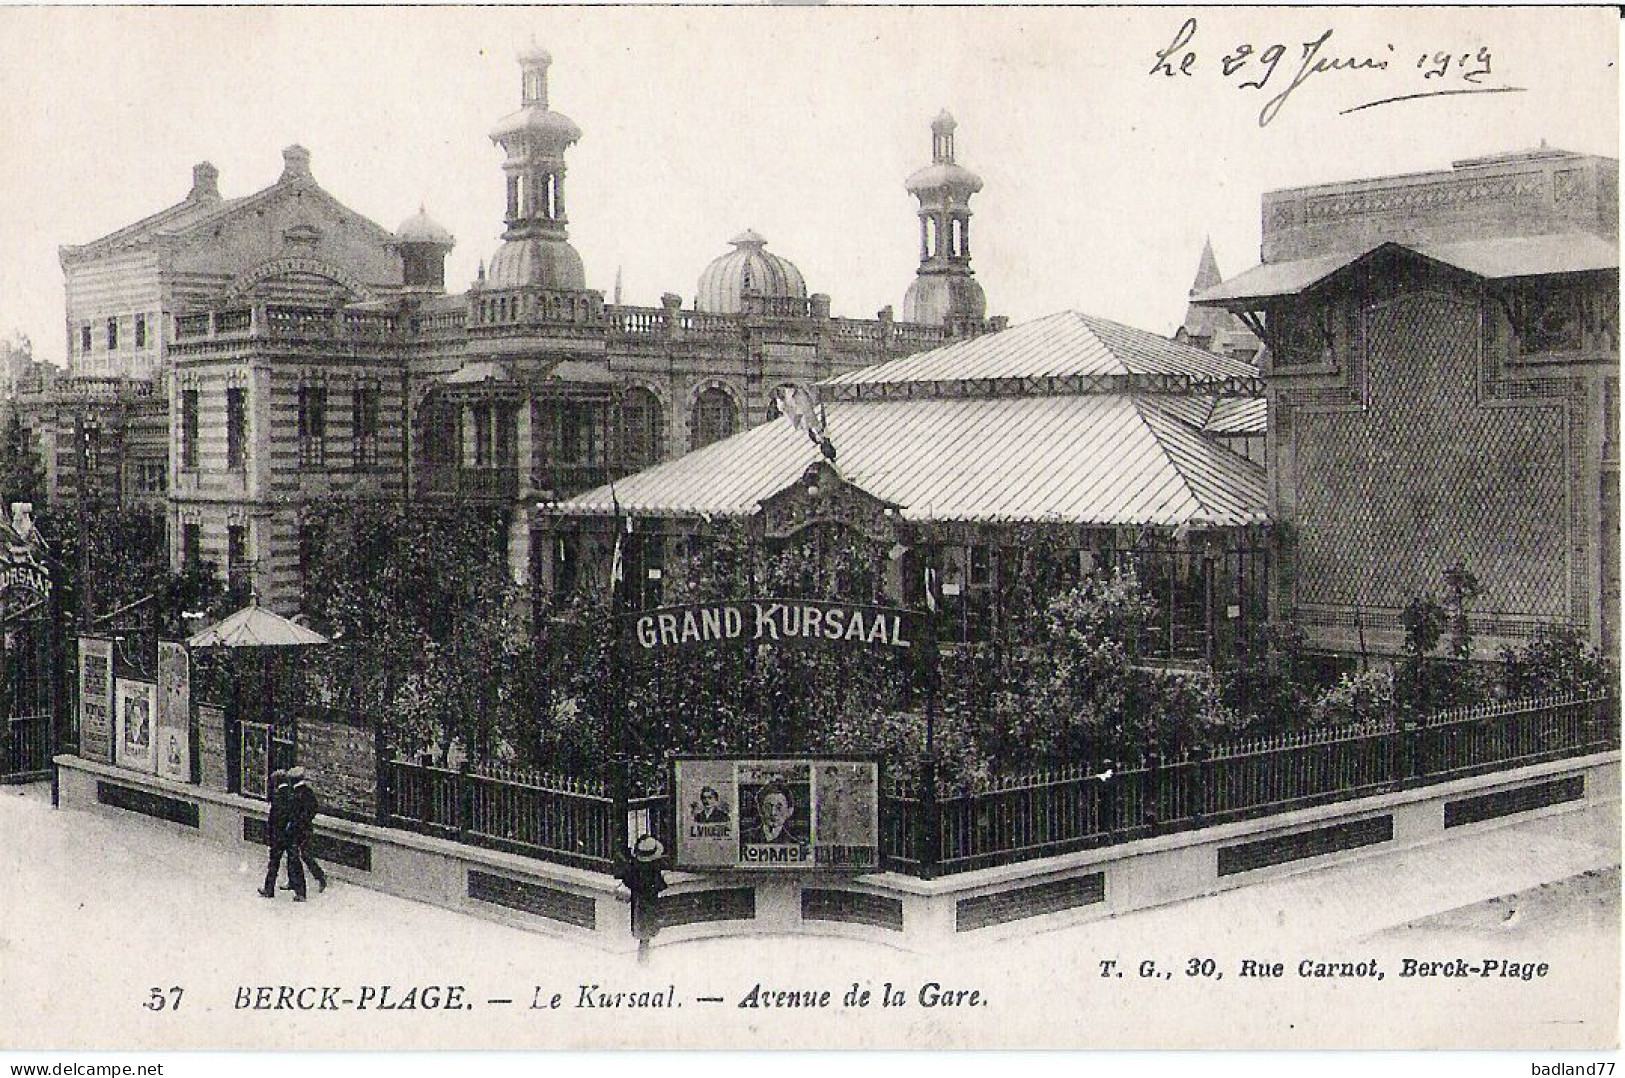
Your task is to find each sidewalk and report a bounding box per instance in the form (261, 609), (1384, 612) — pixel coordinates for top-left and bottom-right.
(2, 780), (1616, 1050)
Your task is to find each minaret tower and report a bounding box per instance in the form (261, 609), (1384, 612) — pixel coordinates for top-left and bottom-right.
(902, 110), (987, 329)
(484, 44), (587, 291)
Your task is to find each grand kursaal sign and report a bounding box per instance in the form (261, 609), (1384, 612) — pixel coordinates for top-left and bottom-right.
(672, 757), (880, 872)
(622, 599), (920, 659)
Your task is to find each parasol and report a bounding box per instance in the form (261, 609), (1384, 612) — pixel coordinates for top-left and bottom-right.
(186, 603), (329, 649)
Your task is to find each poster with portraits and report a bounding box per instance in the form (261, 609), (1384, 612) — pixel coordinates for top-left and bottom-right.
(155, 642), (191, 783)
(672, 757), (878, 872)
(113, 678), (157, 775)
(77, 636), (114, 764)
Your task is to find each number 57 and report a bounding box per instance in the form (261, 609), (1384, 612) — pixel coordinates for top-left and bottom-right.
(145, 986), (184, 1012)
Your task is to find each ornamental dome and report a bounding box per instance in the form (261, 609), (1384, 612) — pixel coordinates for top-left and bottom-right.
(486, 235), (585, 290)
(488, 106), (582, 146)
(694, 230), (808, 315)
(904, 161), (984, 197)
(394, 206), (455, 248)
(903, 273), (986, 326)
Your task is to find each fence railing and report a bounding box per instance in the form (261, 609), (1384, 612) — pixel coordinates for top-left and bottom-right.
(384, 759), (618, 872)
(2, 714), (52, 780)
(358, 694), (1617, 879)
(925, 694), (1617, 875)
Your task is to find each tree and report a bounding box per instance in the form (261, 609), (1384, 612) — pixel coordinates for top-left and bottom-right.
(1398, 593), (1446, 715)
(1218, 619), (1312, 734)
(297, 497), (530, 764)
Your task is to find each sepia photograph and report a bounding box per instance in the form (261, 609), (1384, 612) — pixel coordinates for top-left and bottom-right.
(0, 3), (1617, 1067)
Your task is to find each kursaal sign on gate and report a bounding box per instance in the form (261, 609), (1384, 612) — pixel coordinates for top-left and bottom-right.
(622, 599), (920, 659)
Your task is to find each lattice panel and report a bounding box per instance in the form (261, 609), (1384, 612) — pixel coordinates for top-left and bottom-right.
(1294, 293), (1572, 619)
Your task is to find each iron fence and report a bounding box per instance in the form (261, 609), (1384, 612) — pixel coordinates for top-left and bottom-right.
(366, 694), (1615, 879)
(384, 758), (618, 872)
(2, 714), (52, 781)
(929, 694), (1617, 874)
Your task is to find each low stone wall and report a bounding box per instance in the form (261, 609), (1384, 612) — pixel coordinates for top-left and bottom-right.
(55, 750), (1620, 951)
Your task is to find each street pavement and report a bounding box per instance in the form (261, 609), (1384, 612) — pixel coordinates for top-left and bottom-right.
(0, 780), (1616, 1052)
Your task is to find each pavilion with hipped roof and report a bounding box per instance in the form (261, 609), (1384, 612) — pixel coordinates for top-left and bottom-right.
(542, 310), (1272, 665)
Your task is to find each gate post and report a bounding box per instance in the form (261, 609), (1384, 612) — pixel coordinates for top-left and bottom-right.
(1146, 750), (1165, 834)
(373, 711), (389, 825)
(919, 759), (941, 880)
(1186, 745), (1209, 823)
(457, 760), (474, 840)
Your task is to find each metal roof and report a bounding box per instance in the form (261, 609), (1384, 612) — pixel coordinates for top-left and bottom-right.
(1206, 397), (1267, 435)
(826, 311), (1259, 387)
(558, 394), (1266, 528)
(1199, 234), (1620, 304)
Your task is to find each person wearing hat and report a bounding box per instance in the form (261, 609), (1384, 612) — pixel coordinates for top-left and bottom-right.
(259, 769), (307, 901)
(617, 834), (667, 965)
(284, 767), (328, 894)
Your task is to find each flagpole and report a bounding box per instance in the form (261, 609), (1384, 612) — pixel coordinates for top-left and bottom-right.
(608, 487), (630, 868)
(921, 543), (941, 878)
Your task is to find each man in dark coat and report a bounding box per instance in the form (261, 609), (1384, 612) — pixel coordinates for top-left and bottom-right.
(617, 834), (667, 965)
(259, 770), (306, 901)
(286, 767), (328, 893)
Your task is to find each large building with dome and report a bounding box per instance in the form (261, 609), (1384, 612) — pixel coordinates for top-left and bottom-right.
(27, 47), (1005, 613)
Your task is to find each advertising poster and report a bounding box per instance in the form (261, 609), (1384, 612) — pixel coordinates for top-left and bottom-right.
(737, 761), (813, 867)
(77, 636), (114, 764)
(812, 760), (880, 870)
(674, 757), (879, 871)
(672, 758), (738, 869)
(154, 642), (191, 783)
(113, 678), (157, 775)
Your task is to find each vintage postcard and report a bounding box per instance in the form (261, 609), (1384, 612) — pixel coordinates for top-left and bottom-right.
(0, 3), (1617, 1065)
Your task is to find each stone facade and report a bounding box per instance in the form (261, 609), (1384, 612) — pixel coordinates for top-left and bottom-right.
(44, 51), (1001, 613)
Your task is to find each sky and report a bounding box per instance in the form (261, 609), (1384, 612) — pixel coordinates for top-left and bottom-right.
(0, 6), (1616, 367)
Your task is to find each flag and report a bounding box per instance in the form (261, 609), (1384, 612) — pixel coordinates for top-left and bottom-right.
(776, 384), (836, 460)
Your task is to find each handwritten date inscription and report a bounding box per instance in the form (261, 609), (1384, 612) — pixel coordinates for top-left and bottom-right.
(1152, 18), (1501, 127)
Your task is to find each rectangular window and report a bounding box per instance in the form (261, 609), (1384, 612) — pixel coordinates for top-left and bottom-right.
(559, 403), (605, 465)
(80, 422), (100, 475)
(227, 525), (248, 589)
(298, 384), (327, 467)
(968, 545), (993, 588)
(106, 317), (118, 351)
(351, 385), (379, 468)
(180, 389), (199, 469)
(182, 523), (201, 572)
(80, 324), (91, 353)
(226, 387), (247, 470)
(135, 315), (147, 349)
(136, 461), (166, 494)
(473, 404), (494, 467)
(298, 523), (325, 607)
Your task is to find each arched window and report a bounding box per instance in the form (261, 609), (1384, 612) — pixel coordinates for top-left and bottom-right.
(925, 217), (938, 259)
(620, 387), (664, 470)
(691, 387), (738, 451)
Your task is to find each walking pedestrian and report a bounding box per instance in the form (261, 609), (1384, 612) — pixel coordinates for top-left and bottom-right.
(617, 834), (667, 965)
(284, 767), (328, 894)
(259, 769), (306, 901)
